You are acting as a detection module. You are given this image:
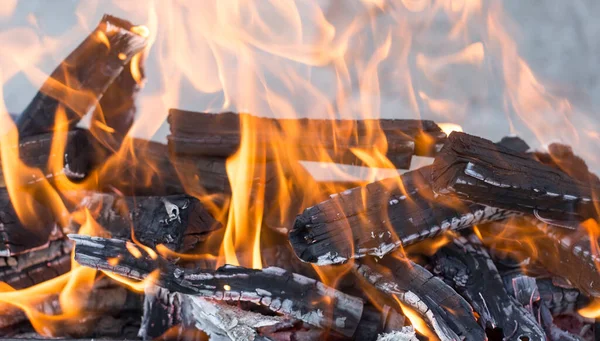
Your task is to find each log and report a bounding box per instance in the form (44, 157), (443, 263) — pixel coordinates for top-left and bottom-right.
(431, 132), (599, 220)
(0, 129), (92, 188)
(67, 192), (222, 252)
(432, 236), (546, 339)
(289, 165), (516, 265)
(16, 15), (148, 138)
(355, 257), (485, 340)
(70, 235), (365, 337)
(0, 188), (61, 256)
(168, 109), (447, 169)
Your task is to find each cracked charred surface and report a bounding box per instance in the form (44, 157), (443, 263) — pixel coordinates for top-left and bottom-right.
(433, 236), (546, 340)
(68, 193), (221, 252)
(431, 132), (599, 220)
(168, 109), (447, 169)
(70, 235), (364, 337)
(290, 165), (515, 265)
(16, 15), (148, 139)
(355, 257), (485, 341)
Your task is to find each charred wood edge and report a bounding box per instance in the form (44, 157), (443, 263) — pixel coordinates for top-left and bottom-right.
(431, 131), (599, 219)
(509, 275), (586, 341)
(16, 14), (148, 138)
(67, 192), (222, 252)
(0, 238), (71, 291)
(289, 165), (517, 265)
(0, 188), (62, 256)
(167, 109), (447, 168)
(0, 275), (141, 331)
(0, 129), (92, 188)
(355, 257), (485, 341)
(432, 235), (546, 339)
(502, 271), (589, 316)
(70, 234), (365, 337)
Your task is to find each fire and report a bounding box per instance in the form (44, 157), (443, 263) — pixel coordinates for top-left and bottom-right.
(396, 298), (438, 340)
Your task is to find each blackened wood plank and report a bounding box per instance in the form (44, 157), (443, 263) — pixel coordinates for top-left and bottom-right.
(68, 193), (221, 252)
(433, 236), (546, 339)
(16, 15), (148, 138)
(431, 132), (599, 219)
(289, 165), (515, 265)
(70, 235), (364, 337)
(168, 109), (447, 169)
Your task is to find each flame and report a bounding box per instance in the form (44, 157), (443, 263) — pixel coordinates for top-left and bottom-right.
(101, 270), (159, 293)
(395, 298), (438, 340)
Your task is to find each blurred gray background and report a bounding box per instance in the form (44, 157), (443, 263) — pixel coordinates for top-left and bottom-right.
(1, 0), (599, 171)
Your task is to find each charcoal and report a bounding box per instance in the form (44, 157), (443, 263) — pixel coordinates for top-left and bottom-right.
(431, 132), (600, 220)
(68, 193), (221, 252)
(16, 15), (148, 138)
(433, 236), (546, 339)
(355, 256), (485, 340)
(168, 109), (447, 169)
(289, 165), (515, 265)
(71, 234), (364, 337)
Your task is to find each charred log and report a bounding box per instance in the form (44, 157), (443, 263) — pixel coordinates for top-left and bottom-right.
(355, 257), (485, 340)
(71, 235), (364, 337)
(431, 132), (599, 220)
(16, 15), (148, 138)
(432, 236), (546, 340)
(68, 193), (221, 252)
(168, 109), (447, 169)
(289, 165), (515, 265)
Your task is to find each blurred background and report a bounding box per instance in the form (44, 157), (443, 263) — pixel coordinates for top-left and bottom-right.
(1, 0), (599, 169)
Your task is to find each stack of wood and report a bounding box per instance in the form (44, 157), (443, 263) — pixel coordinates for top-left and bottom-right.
(2, 12), (600, 341)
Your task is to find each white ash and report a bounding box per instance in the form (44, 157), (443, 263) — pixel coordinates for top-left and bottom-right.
(377, 327), (419, 341)
(316, 251), (347, 265)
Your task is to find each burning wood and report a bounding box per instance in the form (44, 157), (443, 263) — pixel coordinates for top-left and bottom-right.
(70, 234), (365, 338)
(355, 256), (486, 340)
(68, 193), (222, 252)
(16, 15), (148, 139)
(432, 235), (546, 339)
(168, 109), (447, 169)
(289, 165), (515, 265)
(431, 132), (600, 220)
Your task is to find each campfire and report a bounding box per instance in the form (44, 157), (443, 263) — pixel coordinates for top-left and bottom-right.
(0, 2), (599, 341)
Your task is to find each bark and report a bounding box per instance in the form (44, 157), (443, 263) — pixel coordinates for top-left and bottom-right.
(16, 15), (148, 138)
(431, 132), (599, 220)
(289, 165), (515, 265)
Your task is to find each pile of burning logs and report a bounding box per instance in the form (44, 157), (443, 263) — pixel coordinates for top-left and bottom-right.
(1, 13), (599, 341)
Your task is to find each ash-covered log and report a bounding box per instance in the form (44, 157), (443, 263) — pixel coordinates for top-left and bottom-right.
(0, 188), (61, 256)
(70, 235), (364, 337)
(432, 236), (546, 339)
(355, 256), (485, 340)
(16, 15), (148, 138)
(431, 132), (600, 220)
(168, 109), (447, 169)
(68, 193), (221, 252)
(289, 165), (515, 265)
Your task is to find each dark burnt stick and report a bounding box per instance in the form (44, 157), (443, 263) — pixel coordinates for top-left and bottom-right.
(168, 109), (447, 169)
(70, 235), (364, 338)
(432, 236), (546, 340)
(16, 15), (148, 138)
(0, 188), (61, 256)
(431, 132), (600, 220)
(355, 257), (485, 340)
(289, 165), (516, 265)
(68, 193), (221, 252)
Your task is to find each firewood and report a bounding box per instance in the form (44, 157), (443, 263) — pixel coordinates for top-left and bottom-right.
(431, 132), (599, 220)
(432, 236), (546, 339)
(70, 235), (365, 337)
(289, 165), (516, 265)
(16, 15), (148, 138)
(0, 188), (61, 256)
(0, 129), (92, 188)
(68, 193), (222, 252)
(355, 257), (485, 340)
(168, 109), (447, 169)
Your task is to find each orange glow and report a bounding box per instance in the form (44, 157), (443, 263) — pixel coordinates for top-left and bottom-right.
(578, 298), (600, 319)
(102, 270), (159, 293)
(396, 298), (438, 340)
(438, 123), (464, 136)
